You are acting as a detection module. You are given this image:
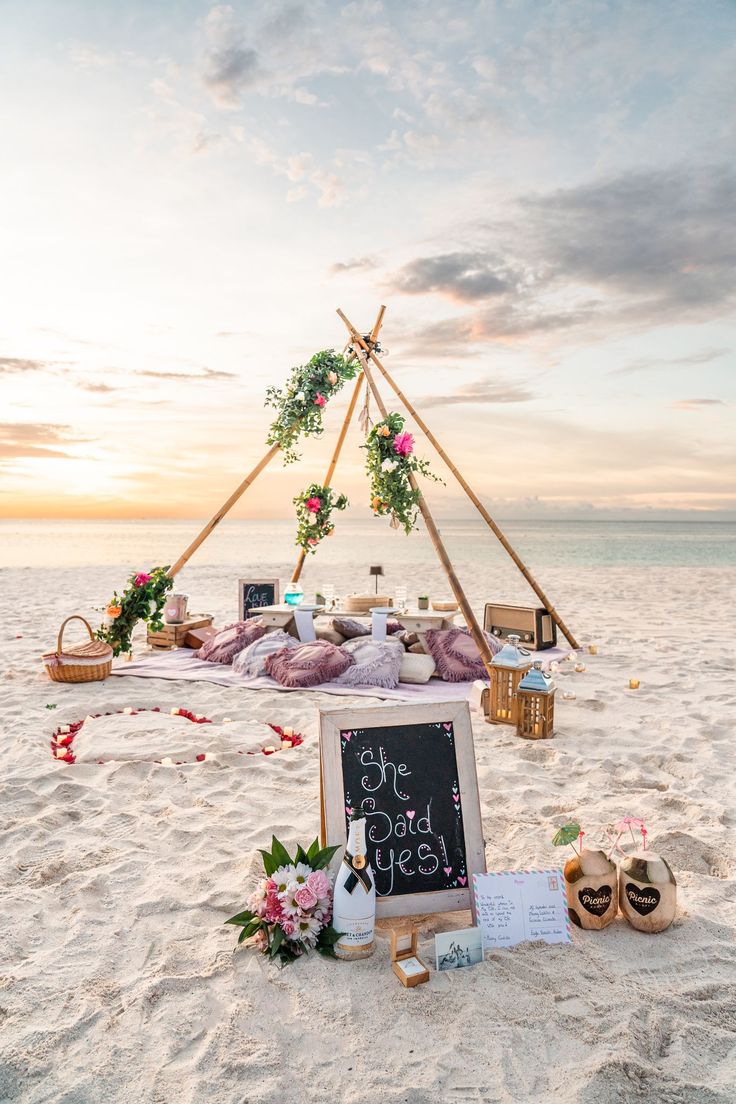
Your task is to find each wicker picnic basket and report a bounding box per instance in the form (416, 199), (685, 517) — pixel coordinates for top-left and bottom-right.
(42, 615), (113, 683)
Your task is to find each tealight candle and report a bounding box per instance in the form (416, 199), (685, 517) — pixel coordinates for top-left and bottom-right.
(629, 679), (640, 690)
(588, 645), (599, 655)
(282, 727), (294, 738)
(562, 689), (576, 700)
(223, 717), (232, 723)
(170, 707), (179, 715)
(161, 757), (174, 766)
(123, 707), (134, 715)
(56, 747), (68, 759)
(59, 725), (70, 735)
(574, 662), (586, 673)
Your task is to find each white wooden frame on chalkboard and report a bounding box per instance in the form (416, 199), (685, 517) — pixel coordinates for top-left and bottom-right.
(319, 700), (487, 921)
(238, 578), (280, 620)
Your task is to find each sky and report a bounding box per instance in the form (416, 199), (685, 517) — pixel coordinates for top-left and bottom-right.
(1, 0), (735, 521)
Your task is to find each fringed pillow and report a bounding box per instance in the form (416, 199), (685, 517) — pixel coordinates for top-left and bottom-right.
(195, 619), (267, 665)
(335, 637), (404, 689)
(424, 627), (504, 682)
(265, 640), (354, 688)
(331, 617), (370, 639)
(232, 630), (297, 678)
(399, 652), (436, 684)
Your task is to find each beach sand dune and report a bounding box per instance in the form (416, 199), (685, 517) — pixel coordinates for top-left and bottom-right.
(1, 563), (734, 1103)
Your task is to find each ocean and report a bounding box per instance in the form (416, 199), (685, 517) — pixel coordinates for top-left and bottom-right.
(1, 518), (734, 570)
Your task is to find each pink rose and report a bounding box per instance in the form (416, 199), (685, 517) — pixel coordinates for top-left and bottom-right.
(306, 870), (330, 898)
(313, 393), (326, 407)
(306, 497), (322, 512)
(133, 572), (152, 587)
(307, 537), (319, 546)
(393, 432), (414, 458)
(281, 920), (296, 937)
(295, 886), (318, 910)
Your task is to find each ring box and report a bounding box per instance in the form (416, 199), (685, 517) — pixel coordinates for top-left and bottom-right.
(390, 929), (429, 988)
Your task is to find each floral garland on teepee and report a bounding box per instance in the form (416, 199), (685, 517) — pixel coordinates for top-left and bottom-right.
(96, 566), (173, 657)
(265, 350), (358, 464)
(364, 412), (442, 533)
(294, 483), (348, 553)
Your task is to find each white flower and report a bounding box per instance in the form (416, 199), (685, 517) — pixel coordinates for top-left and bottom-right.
(294, 914), (321, 945)
(280, 886), (302, 917)
(271, 864), (295, 895)
(292, 862), (311, 886)
(295, 391), (306, 402)
(308, 511), (318, 522)
(149, 599), (157, 614)
(381, 458), (397, 472)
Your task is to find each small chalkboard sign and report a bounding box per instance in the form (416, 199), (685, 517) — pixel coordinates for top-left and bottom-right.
(238, 578), (279, 619)
(319, 701), (486, 920)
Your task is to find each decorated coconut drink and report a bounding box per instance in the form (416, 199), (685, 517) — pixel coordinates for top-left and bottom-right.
(618, 850), (676, 933)
(553, 822), (618, 930)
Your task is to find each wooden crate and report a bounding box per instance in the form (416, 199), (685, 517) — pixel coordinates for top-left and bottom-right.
(147, 614), (213, 650)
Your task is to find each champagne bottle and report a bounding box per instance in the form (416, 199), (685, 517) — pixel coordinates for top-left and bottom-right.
(333, 811), (376, 960)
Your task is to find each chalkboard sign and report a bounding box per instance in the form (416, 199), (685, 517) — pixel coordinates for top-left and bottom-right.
(320, 701), (486, 920)
(238, 578), (279, 619)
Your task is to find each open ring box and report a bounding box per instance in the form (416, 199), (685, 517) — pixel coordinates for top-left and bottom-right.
(390, 929), (429, 988)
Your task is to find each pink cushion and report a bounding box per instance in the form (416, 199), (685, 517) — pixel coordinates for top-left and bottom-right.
(424, 627), (503, 682)
(265, 640), (354, 688)
(335, 638), (404, 689)
(232, 630), (296, 677)
(331, 617), (370, 639)
(195, 620), (266, 664)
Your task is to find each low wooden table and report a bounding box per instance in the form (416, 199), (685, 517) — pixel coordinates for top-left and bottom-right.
(256, 604), (325, 638)
(147, 614), (213, 650)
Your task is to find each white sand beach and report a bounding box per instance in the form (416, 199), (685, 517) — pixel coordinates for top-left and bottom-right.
(2, 555), (735, 1103)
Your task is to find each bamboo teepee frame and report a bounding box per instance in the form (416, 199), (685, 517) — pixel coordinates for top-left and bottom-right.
(167, 304), (578, 670)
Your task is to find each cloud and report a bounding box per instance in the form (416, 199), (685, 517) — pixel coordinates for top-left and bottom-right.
(416, 379), (535, 408)
(0, 423), (84, 461)
(390, 163), (736, 347)
(0, 357), (46, 375)
(672, 398), (726, 411)
(330, 256), (379, 274)
(134, 367), (237, 382)
(201, 6), (263, 108)
(611, 347), (730, 376)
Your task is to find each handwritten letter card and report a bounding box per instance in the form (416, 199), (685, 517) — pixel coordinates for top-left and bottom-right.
(473, 870), (571, 951)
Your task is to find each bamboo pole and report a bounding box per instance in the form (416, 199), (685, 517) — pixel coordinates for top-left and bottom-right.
(168, 443), (282, 578)
(290, 305), (386, 584)
(352, 344), (496, 679)
(337, 307), (579, 650)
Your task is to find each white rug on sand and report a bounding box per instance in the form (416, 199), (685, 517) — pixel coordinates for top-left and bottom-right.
(111, 645), (572, 700)
(72, 711), (281, 764)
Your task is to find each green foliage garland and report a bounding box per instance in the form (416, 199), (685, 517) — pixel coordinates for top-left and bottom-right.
(97, 566), (174, 657)
(363, 412), (442, 534)
(265, 350), (358, 464)
(294, 483), (348, 554)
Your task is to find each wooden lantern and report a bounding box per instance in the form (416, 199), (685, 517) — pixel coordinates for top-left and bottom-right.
(516, 661), (555, 739)
(487, 635), (531, 725)
(618, 850), (676, 933)
(564, 849), (618, 930)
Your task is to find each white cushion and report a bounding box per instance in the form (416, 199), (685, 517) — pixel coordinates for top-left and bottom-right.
(232, 630), (297, 677)
(399, 652), (436, 684)
(335, 637), (404, 689)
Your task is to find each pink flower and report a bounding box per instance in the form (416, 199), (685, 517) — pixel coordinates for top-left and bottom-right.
(253, 929), (268, 951)
(307, 537), (319, 546)
(393, 432), (414, 458)
(281, 920), (296, 937)
(306, 497), (322, 512)
(133, 572), (152, 587)
(295, 886), (318, 910)
(306, 870), (330, 898)
(313, 393), (326, 407)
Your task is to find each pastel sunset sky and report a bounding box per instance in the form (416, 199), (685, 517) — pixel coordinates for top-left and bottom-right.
(2, 0), (735, 520)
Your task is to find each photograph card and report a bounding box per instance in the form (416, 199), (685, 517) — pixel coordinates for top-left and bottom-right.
(434, 926), (484, 971)
(473, 869), (571, 951)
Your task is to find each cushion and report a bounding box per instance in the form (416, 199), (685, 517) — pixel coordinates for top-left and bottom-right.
(395, 630), (419, 648)
(335, 637), (404, 689)
(232, 630), (298, 677)
(331, 617), (370, 639)
(265, 640), (354, 688)
(317, 627), (346, 646)
(195, 619), (266, 664)
(408, 640), (428, 654)
(386, 620), (403, 635)
(424, 627), (504, 682)
(399, 652), (436, 684)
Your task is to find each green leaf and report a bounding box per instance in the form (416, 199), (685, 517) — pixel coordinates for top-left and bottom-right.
(294, 843), (309, 866)
(237, 926), (251, 944)
(306, 838), (320, 863)
(311, 844), (341, 870)
(316, 943), (337, 958)
(319, 925), (343, 945)
(258, 849), (277, 876)
(270, 836), (292, 869)
(552, 822), (581, 847)
(225, 909), (255, 926)
(269, 925), (285, 957)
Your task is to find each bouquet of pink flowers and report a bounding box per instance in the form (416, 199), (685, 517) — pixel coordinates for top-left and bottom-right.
(226, 835), (342, 965)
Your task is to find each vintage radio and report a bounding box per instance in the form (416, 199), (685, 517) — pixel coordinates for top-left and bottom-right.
(483, 603), (556, 651)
